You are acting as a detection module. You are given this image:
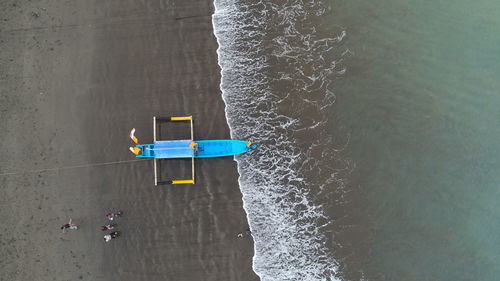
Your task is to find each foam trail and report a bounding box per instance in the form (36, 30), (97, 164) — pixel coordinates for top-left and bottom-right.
(213, 0), (349, 280)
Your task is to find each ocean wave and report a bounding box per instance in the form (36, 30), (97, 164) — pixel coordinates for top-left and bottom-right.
(213, 0), (349, 280)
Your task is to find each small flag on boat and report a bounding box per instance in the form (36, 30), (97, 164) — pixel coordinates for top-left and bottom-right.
(129, 147), (142, 155)
(130, 128), (138, 144)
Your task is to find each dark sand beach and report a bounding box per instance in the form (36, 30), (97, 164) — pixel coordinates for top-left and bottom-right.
(0, 1), (258, 280)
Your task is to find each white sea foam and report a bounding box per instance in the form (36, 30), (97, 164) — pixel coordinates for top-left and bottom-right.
(212, 1), (349, 280)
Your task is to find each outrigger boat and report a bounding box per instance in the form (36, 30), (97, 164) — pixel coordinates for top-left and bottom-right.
(129, 116), (256, 186)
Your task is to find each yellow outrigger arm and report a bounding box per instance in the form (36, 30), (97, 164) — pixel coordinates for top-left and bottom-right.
(154, 156), (195, 186)
(153, 116), (195, 186)
(153, 116), (193, 141)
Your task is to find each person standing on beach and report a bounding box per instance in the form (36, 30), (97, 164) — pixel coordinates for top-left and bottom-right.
(106, 211), (122, 221)
(60, 218), (78, 233)
(104, 231), (121, 242)
(101, 223), (117, 231)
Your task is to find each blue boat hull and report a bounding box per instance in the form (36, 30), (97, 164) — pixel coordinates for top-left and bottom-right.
(135, 140), (255, 159)
(195, 140), (250, 158)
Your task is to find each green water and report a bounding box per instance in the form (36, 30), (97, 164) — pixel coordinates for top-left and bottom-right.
(328, 0), (500, 280)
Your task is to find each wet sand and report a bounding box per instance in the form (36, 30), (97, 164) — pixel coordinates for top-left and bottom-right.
(0, 1), (258, 280)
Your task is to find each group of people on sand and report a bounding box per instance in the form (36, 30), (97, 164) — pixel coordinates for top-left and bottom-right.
(60, 211), (124, 242)
(63, 212), (252, 241)
(102, 211), (123, 242)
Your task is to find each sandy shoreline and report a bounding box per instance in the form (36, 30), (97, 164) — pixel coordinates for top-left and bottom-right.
(0, 1), (258, 280)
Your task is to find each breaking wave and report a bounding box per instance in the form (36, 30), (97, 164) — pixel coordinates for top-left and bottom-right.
(213, 0), (351, 280)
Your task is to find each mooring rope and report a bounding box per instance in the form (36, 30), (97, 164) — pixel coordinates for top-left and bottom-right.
(0, 158), (150, 177)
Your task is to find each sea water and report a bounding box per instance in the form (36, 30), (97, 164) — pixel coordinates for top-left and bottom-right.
(213, 0), (500, 280)
(329, 0), (500, 280)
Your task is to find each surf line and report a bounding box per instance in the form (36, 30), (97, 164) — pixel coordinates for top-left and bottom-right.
(0, 159), (149, 177)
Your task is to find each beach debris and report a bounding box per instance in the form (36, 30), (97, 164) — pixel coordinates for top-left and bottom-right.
(237, 229), (252, 238)
(130, 128), (138, 144)
(129, 146), (141, 155)
(104, 231), (121, 242)
(129, 128), (141, 155)
(60, 218), (78, 233)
